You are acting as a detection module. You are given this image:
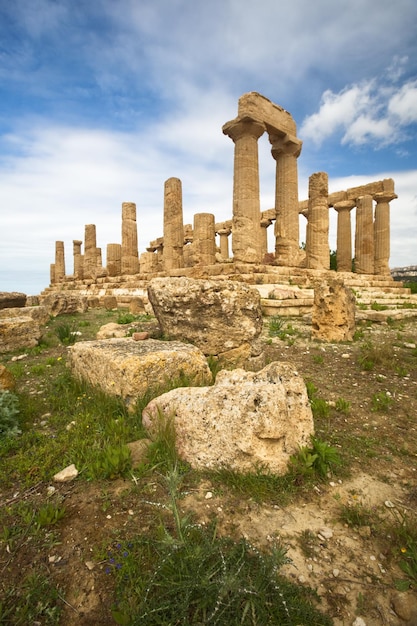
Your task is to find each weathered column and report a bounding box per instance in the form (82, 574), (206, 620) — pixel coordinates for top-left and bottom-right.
(107, 243), (121, 277)
(83, 224), (98, 279)
(163, 177), (184, 271)
(306, 172), (329, 270)
(270, 134), (302, 266)
(355, 195), (374, 274)
(50, 264), (56, 285)
(374, 192), (397, 276)
(260, 217), (272, 258)
(217, 227), (231, 259)
(193, 213), (216, 266)
(73, 240), (83, 279)
(121, 202), (140, 275)
(222, 117), (265, 263)
(333, 200), (355, 272)
(55, 241), (65, 282)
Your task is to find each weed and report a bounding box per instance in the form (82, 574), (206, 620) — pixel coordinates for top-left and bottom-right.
(312, 353), (324, 364)
(289, 436), (341, 480)
(358, 340), (396, 371)
(371, 391), (393, 412)
(0, 390), (21, 437)
(386, 509), (417, 589)
(268, 315), (284, 337)
(338, 502), (377, 529)
(30, 363), (47, 375)
(0, 573), (62, 625)
(210, 463), (295, 505)
(88, 443), (132, 480)
(311, 397), (330, 419)
(370, 301), (388, 311)
(55, 320), (80, 345)
(298, 529), (320, 558)
(107, 468), (332, 626)
(335, 397), (351, 414)
(116, 311), (136, 325)
(305, 379), (318, 400)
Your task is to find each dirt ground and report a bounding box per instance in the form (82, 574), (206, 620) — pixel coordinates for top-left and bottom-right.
(1, 314), (416, 625)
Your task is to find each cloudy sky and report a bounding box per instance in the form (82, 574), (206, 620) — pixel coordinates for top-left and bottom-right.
(1, 0), (416, 295)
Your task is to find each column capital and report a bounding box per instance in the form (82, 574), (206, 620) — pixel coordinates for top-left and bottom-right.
(222, 116), (265, 142)
(260, 217), (273, 228)
(333, 200), (356, 212)
(217, 227), (232, 236)
(269, 132), (302, 159)
(374, 192), (398, 203)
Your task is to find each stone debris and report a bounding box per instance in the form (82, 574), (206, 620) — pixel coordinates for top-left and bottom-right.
(143, 361), (313, 474)
(53, 464), (79, 482)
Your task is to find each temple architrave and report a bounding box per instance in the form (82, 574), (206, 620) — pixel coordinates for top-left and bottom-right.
(46, 92), (406, 313)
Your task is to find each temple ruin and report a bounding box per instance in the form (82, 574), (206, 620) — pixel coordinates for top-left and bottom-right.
(45, 92), (407, 314)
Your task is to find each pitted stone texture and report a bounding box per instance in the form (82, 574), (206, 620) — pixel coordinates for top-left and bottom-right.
(0, 315), (41, 353)
(0, 364), (16, 391)
(96, 323), (129, 340)
(142, 361), (314, 474)
(147, 277), (262, 356)
(0, 292), (27, 309)
(42, 292), (88, 316)
(312, 277), (356, 342)
(67, 338), (212, 410)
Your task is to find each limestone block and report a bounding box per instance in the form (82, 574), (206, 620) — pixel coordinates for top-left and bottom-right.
(0, 305), (49, 325)
(0, 292), (27, 309)
(96, 323), (129, 339)
(143, 361), (314, 474)
(103, 295), (118, 310)
(0, 315), (42, 353)
(42, 292), (88, 316)
(0, 364), (16, 391)
(67, 338), (212, 410)
(312, 277), (356, 342)
(147, 277), (262, 356)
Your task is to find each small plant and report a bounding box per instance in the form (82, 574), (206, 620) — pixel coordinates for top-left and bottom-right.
(298, 529), (320, 558)
(358, 340), (395, 371)
(386, 509), (417, 589)
(55, 320), (80, 345)
(34, 502), (67, 529)
(116, 311), (136, 325)
(335, 397), (351, 414)
(88, 443), (132, 480)
(371, 391), (393, 412)
(338, 501), (377, 529)
(0, 390), (21, 437)
(268, 315), (284, 337)
(310, 396), (330, 419)
(289, 436), (341, 480)
(312, 353), (324, 364)
(370, 301), (388, 311)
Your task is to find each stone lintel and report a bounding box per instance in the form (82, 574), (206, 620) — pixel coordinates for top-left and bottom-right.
(237, 92), (297, 136)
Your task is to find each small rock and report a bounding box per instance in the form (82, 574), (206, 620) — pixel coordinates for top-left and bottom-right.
(332, 568), (340, 577)
(48, 555), (62, 564)
(352, 618), (366, 626)
(319, 527), (333, 540)
(53, 464), (79, 482)
(132, 332), (150, 341)
(205, 491), (213, 500)
(85, 561), (95, 571)
(404, 343), (416, 349)
(46, 486), (56, 496)
(391, 591), (417, 622)
(384, 500), (395, 508)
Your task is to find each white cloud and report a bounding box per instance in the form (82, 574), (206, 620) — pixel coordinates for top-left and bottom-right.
(388, 80), (417, 125)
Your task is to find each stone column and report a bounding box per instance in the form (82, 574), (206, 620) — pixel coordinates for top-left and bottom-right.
(193, 213), (216, 266)
(333, 200), (355, 272)
(73, 240), (83, 279)
(83, 224), (98, 279)
(260, 217), (272, 258)
(222, 117), (265, 263)
(270, 133), (302, 266)
(121, 202), (140, 275)
(55, 241), (65, 282)
(217, 227), (231, 259)
(107, 243), (121, 277)
(355, 195), (374, 274)
(374, 192), (397, 276)
(306, 172), (329, 270)
(163, 177), (184, 271)
(50, 263), (56, 285)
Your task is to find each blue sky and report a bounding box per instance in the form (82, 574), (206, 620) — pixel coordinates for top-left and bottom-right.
(1, 0), (416, 295)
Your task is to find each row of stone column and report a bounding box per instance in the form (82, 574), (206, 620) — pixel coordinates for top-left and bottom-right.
(303, 172), (396, 275)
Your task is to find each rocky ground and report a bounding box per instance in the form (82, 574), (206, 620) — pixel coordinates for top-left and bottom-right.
(1, 312), (416, 625)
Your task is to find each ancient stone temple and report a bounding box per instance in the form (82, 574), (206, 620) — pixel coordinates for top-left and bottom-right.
(45, 92), (408, 315)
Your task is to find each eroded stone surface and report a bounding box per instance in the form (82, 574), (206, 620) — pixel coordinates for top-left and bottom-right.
(312, 277), (356, 342)
(142, 361), (314, 474)
(0, 315), (42, 353)
(67, 338), (212, 410)
(0, 292), (27, 309)
(147, 277), (262, 356)
(42, 292), (88, 316)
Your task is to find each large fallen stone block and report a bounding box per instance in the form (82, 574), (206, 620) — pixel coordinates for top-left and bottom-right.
(42, 292), (88, 316)
(147, 277), (263, 356)
(143, 361), (314, 474)
(0, 292), (27, 309)
(67, 338), (212, 409)
(0, 316), (41, 353)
